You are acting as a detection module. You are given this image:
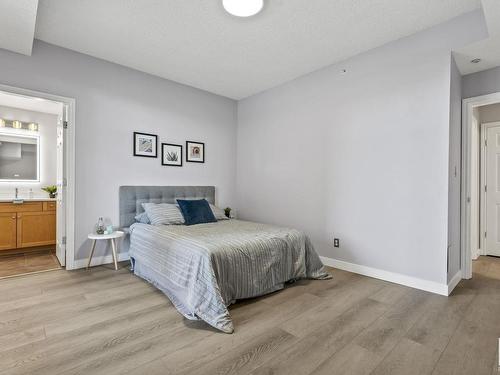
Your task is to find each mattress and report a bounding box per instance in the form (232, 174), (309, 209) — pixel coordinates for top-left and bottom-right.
(129, 219), (331, 333)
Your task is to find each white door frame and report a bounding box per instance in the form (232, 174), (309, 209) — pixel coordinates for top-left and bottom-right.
(462, 92), (500, 279)
(0, 83), (77, 270)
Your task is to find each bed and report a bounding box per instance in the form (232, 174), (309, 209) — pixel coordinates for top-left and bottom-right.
(120, 186), (331, 333)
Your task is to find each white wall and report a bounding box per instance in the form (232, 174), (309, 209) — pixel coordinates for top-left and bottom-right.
(479, 103), (500, 123)
(447, 57), (462, 282)
(237, 11), (487, 285)
(0, 40), (237, 261)
(0, 105), (58, 197)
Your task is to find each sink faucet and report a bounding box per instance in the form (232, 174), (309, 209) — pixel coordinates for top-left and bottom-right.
(15, 187), (18, 199)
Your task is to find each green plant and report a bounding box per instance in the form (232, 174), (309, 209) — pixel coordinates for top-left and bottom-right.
(224, 207), (231, 218)
(42, 185), (57, 195)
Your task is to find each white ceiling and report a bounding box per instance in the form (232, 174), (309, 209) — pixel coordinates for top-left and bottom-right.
(2, 0), (497, 98)
(454, 35), (500, 75)
(481, 0), (500, 36)
(454, 0), (500, 75)
(30, 0), (482, 99)
(0, 0), (38, 55)
(0, 90), (63, 115)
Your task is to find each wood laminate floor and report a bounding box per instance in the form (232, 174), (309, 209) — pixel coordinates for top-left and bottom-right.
(0, 249), (61, 279)
(0, 257), (499, 374)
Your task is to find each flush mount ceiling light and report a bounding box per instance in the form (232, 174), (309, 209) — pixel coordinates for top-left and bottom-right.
(223, 0), (264, 17)
(471, 58), (481, 64)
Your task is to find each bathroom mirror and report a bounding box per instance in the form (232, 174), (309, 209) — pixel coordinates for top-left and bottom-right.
(0, 133), (39, 181)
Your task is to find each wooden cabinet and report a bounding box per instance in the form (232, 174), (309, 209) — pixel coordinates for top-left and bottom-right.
(17, 211), (56, 248)
(0, 201), (56, 252)
(0, 213), (17, 251)
(43, 201), (56, 211)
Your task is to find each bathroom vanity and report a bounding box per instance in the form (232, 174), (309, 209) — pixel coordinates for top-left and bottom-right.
(0, 199), (56, 251)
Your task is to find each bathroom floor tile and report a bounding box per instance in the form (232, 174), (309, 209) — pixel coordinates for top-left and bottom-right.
(0, 249), (61, 278)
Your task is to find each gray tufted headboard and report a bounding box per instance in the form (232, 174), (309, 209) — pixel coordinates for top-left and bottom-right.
(119, 186), (215, 228)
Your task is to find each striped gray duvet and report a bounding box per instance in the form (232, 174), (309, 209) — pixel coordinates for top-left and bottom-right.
(129, 219), (331, 333)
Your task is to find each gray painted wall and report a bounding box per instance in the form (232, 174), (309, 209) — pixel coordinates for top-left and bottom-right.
(237, 11), (486, 285)
(0, 106), (58, 197)
(0, 41), (237, 261)
(463, 66), (500, 99)
(447, 57), (462, 282)
(0, 12), (489, 283)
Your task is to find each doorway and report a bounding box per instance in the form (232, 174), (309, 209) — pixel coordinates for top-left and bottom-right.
(0, 84), (75, 277)
(462, 92), (500, 279)
(481, 122), (500, 257)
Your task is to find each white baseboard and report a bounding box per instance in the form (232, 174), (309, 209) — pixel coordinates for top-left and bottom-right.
(72, 253), (461, 295)
(73, 252), (130, 269)
(447, 271), (462, 295)
(320, 256), (454, 296)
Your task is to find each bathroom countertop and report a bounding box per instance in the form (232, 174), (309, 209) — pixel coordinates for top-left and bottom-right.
(0, 198), (57, 202)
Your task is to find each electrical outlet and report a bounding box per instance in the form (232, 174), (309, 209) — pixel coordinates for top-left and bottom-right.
(334, 238), (340, 248)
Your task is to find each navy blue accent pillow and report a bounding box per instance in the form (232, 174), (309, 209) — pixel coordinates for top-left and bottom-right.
(176, 199), (217, 226)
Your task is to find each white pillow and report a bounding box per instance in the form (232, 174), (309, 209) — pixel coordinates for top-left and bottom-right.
(210, 204), (229, 220)
(142, 203), (185, 225)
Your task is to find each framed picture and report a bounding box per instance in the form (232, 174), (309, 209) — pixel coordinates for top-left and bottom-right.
(162, 143), (183, 167)
(133, 132), (158, 158)
(186, 141), (205, 163)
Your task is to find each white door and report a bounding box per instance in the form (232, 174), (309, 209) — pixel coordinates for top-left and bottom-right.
(55, 104), (67, 266)
(485, 122), (500, 256)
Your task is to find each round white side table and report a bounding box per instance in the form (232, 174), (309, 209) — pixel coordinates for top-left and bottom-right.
(87, 231), (125, 270)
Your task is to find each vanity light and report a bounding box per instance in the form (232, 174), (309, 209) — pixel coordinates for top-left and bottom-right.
(0, 119), (39, 131)
(222, 0), (264, 17)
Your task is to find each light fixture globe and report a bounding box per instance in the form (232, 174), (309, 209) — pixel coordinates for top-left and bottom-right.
(223, 0), (264, 17)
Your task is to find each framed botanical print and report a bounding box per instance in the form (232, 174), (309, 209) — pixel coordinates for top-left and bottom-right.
(186, 141), (205, 163)
(162, 143), (183, 167)
(133, 132), (158, 158)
